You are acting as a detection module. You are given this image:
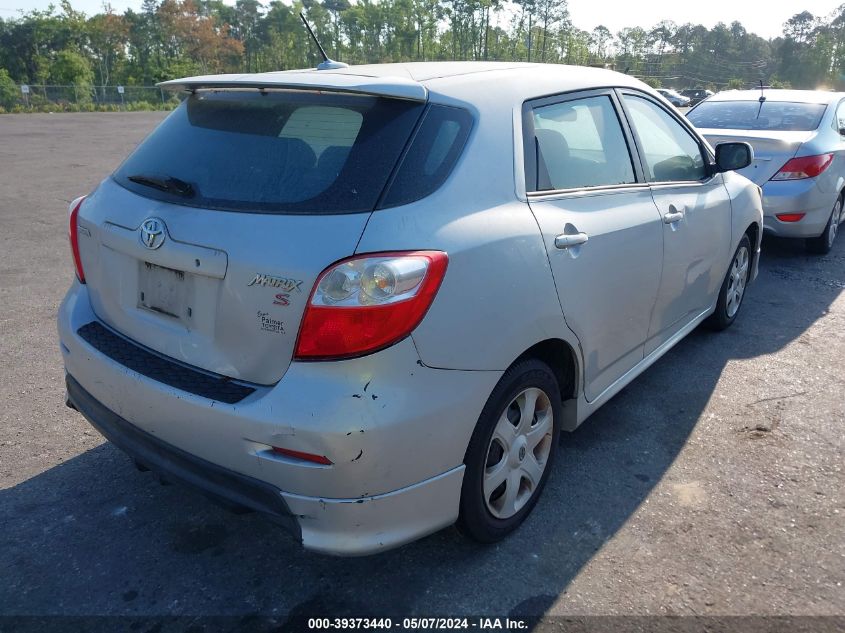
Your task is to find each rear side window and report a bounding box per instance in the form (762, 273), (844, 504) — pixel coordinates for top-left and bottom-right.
(380, 105), (473, 208)
(688, 100), (827, 132)
(530, 95), (636, 191)
(113, 90), (425, 214)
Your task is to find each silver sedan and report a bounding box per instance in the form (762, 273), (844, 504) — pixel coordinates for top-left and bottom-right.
(689, 89), (845, 253)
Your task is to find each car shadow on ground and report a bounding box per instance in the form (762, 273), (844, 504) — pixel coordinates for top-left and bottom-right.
(1, 236), (843, 630)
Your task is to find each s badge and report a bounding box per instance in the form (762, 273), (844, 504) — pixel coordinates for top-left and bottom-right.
(273, 293), (290, 307)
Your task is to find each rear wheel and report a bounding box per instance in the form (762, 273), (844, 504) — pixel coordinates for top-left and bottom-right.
(706, 235), (752, 331)
(457, 359), (561, 543)
(806, 196), (842, 255)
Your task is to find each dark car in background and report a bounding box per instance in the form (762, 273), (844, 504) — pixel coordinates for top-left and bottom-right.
(657, 88), (691, 107)
(681, 88), (714, 106)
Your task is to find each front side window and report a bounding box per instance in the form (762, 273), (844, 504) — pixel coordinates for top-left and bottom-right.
(530, 95), (636, 191)
(624, 95), (707, 182)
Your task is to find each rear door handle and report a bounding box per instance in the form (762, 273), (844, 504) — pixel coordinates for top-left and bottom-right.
(554, 232), (589, 249)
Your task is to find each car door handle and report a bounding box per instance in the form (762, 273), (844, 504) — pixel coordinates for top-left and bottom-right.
(554, 232), (589, 249)
(663, 211), (684, 224)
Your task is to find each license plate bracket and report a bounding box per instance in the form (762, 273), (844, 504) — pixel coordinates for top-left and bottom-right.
(138, 262), (191, 321)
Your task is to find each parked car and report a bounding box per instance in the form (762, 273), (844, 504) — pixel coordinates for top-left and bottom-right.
(681, 88), (714, 106)
(688, 89), (845, 253)
(59, 62), (763, 556)
(657, 88), (691, 107)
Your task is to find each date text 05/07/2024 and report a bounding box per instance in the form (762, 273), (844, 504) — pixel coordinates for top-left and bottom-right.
(306, 617), (529, 630)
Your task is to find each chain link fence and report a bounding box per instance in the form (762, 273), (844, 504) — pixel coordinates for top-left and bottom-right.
(7, 84), (182, 112)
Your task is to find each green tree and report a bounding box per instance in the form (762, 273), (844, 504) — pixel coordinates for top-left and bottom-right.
(88, 9), (128, 97)
(590, 25), (611, 59)
(0, 68), (19, 108)
(1, 0), (843, 103)
(52, 48), (94, 101)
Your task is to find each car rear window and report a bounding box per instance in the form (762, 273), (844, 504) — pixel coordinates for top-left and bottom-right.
(688, 100), (827, 132)
(113, 90), (426, 214)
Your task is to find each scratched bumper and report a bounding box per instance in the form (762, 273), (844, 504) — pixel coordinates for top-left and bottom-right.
(58, 282), (499, 554)
(282, 468), (464, 555)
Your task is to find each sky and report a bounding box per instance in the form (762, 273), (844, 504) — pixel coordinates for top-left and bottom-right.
(0, 0), (842, 41)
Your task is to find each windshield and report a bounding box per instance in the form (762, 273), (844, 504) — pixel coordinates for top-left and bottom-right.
(113, 90), (426, 213)
(688, 100), (827, 132)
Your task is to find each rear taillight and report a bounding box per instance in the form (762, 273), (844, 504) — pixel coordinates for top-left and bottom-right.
(68, 196), (86, 283)
(771, 154), (834, 181)
(294, 251), (448, 360)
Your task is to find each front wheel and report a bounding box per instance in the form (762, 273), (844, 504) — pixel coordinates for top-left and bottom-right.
(457, 359), (562, 543)
(706, 234), (752, 331)
(806, 196), (842, 255)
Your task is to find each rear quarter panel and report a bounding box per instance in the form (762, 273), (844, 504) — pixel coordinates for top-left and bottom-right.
(800, 119), (845, 198)
(356, 95), (578, 373)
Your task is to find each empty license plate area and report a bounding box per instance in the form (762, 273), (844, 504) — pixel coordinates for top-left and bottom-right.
(138, 262), (194, 321)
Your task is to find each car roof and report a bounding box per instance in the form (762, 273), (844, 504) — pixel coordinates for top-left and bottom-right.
(707, 89), (844, 104)
(159, 62), (652, 105)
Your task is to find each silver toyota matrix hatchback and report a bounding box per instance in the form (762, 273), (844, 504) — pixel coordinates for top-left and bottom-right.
(59, 62), (763, 555)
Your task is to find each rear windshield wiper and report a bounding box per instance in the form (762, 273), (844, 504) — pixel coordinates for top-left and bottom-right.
(127, 174), (195, 197)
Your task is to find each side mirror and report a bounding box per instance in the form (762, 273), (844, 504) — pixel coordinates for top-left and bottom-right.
(838, 126), (845, 136)
(715, 142), (753, 172)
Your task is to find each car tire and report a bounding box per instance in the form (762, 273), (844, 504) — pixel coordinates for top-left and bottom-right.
(806, 195), (842, 255)
(706, 234), (752, 331)
(457, 359), (562, 543)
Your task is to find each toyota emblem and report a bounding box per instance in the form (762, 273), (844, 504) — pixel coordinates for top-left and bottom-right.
(139, 217), (166, 250)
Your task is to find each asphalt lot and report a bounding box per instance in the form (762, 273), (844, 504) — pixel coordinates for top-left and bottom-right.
(0, 112), (843, 629)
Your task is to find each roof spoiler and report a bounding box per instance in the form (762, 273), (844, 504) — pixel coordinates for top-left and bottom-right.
(157, 72), (428, 102)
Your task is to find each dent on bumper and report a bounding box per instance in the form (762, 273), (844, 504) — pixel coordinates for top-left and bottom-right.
(283, 468), (463, 556)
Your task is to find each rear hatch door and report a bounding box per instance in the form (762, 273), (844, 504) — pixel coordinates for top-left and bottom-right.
(75, 87), (426, 385)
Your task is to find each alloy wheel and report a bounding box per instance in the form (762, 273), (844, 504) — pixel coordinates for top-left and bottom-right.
(726, 245), (750, 318)
(828, 199), (841, 249)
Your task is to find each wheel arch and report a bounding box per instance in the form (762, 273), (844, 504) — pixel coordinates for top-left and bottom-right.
(744, 220), (761, 270)
(513, 338), (580, 431)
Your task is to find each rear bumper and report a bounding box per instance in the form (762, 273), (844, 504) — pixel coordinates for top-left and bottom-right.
(58, 282), (497, 555)
(68, 372), (464, 555)
(761, 179), (836, 238)
(65, 373), (300, 535)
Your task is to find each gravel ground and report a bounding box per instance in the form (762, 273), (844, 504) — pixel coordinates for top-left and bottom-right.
(0, 112), (843, 630)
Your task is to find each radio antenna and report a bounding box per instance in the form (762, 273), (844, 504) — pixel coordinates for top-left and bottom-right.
(299, 13), (348, 70)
